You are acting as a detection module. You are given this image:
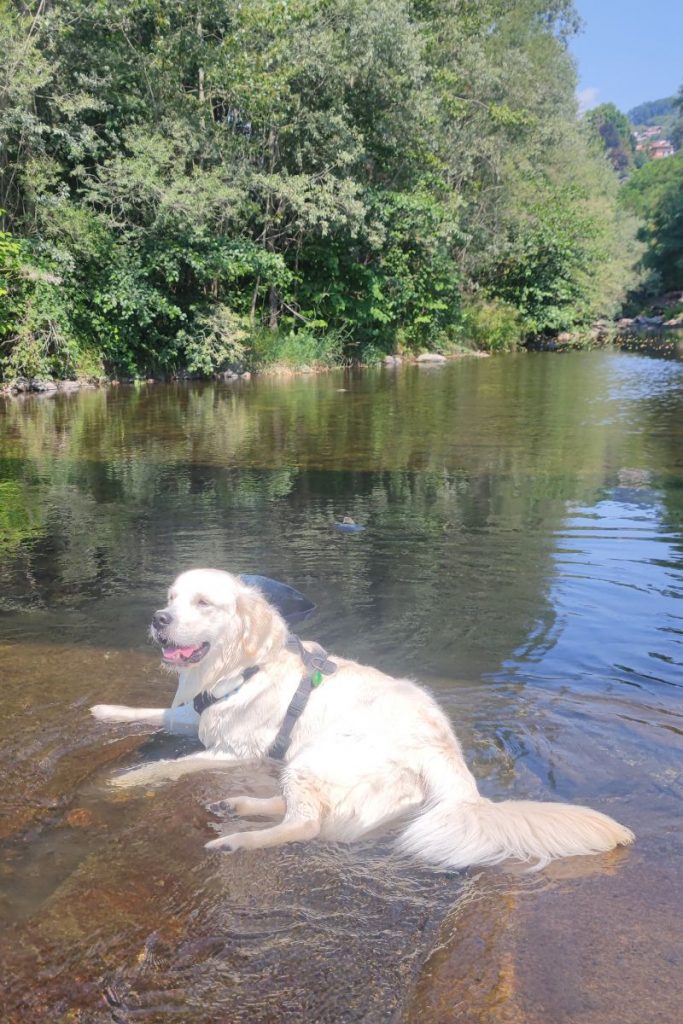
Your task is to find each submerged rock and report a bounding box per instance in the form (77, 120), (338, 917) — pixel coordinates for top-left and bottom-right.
(633, 315), (664, 327)
(417, 352), (447, 364)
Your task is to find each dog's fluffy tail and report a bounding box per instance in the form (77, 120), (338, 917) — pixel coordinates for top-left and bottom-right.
(397, 793), (634, 871)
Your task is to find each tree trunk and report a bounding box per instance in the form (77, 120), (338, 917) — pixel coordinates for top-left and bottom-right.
(250, 276), (261, 325)
(197, 10), (205, 102)
(269, 285), (279, 330)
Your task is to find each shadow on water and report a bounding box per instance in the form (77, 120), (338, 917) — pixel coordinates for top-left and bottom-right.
(0, 352), (682, 1022)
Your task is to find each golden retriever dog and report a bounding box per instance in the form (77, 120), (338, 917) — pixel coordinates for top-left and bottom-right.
(91, 569), (634, 868)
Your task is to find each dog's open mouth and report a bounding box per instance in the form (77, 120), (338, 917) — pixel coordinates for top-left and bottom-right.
(160, 641), (210, 665)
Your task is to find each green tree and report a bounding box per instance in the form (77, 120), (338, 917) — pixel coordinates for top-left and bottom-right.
(670, 85), (683, 152)
(622, 153), (683, 291)
(585, 103), (637, 175)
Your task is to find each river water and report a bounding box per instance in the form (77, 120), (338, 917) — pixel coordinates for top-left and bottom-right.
(0, 351), (681, 1023)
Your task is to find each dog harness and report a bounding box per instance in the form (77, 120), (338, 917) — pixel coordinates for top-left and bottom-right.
(192, 634), (337, 761)
(268, 635), (337, 760)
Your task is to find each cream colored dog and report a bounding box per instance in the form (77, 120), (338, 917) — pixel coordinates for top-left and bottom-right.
(91, 569), (634, 868)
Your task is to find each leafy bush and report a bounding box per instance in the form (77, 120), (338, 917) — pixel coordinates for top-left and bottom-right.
(177, 306), (249, 376)
(0, 219), (25, 349)
(461, 295), (526, 351)
(0, 223), (104, 379)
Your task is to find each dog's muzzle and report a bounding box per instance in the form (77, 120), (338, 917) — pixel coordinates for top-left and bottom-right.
(161, 641), (210, 665)
(151, 626), (211, 666)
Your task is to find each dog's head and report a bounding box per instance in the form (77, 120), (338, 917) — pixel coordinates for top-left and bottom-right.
(151, 569), (287, 680)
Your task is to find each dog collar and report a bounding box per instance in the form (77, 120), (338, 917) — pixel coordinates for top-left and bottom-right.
(192, 635), (337, 761)
(193, 665), (260, 715)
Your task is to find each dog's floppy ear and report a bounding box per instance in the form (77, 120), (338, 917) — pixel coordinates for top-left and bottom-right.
(236, 590), (277, 659)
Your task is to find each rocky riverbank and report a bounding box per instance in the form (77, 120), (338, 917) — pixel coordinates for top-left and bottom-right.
(615, 313), (683, 331)
(0, 350), (494, 398)
(609, 289), (683, 338)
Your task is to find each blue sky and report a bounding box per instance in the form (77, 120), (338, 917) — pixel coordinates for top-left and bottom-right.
(571, 1), (683, 115)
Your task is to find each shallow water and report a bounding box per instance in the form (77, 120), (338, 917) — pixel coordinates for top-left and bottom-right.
(0, 352), (681, 1023)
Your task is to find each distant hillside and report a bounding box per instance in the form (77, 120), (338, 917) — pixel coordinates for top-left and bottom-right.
(628, 96), (676, 126)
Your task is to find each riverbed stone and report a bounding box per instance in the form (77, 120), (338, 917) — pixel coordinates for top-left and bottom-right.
(405, 885), (522, 1024)
(417, 352), (447, 363)
(64, 807), (97, 828)
(633, 315), (664, 326)
(590, 320), (612, 341)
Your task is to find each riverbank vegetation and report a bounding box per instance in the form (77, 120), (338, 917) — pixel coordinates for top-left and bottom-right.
(0, 1), (646, 380)
(621, 153), (683, 297)
(589, 87), (683, 320)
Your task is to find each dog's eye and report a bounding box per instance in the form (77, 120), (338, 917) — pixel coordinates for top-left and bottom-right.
(195, 597), (211, 608)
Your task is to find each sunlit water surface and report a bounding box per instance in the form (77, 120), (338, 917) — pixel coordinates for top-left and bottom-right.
(0, 352), (681, 1023)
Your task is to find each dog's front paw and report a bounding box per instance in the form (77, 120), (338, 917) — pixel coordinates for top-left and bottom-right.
(205, 832), (242, 853)
(91, 704), (134, 723)
(207, 798), (240, 818)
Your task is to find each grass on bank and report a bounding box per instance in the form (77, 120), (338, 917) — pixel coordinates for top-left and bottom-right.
(246, 327), (346, 371)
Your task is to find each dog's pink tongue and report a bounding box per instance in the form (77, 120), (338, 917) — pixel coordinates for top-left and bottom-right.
(163, 645), (197, 661)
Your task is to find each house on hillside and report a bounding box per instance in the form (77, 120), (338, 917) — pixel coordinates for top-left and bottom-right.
(650, 139), (674, 159)
(636, 125), (662, 141)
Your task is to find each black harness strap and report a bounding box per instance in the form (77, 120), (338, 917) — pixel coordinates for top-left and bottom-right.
(267, 635), (337, 761)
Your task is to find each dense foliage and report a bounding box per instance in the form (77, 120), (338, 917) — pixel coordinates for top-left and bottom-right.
(0, 0), (640, 379)
(622, 153), (683, 292)
(584, 103), (637, 175)
(671, 88), (683, 153)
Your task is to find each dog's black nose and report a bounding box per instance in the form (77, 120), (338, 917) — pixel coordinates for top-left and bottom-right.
(153, 609), (172, 629)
